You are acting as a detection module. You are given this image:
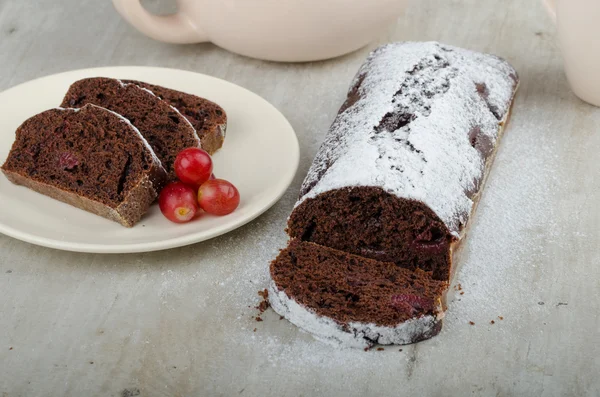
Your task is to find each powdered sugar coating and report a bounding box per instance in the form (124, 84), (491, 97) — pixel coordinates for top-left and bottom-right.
(268, 279), (444, 349)
(297, 42), (518, 236)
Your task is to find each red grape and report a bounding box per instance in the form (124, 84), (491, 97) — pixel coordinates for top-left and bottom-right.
(198, 179), (240, 216)
(159, 182), (199, 223)
(174, 148), (213, 186)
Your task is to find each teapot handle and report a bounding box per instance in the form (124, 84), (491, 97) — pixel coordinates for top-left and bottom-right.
(543, 0), (557, 23)
(112, 0), (208, 44)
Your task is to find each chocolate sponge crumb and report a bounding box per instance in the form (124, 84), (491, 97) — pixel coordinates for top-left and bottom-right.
(257, 289), (270, 314)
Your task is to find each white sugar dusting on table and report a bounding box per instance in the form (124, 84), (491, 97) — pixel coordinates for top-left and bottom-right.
(203, 99), (565, 370)
(195, 48), (568, 368)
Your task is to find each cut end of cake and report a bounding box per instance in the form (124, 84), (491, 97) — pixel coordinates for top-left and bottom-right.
(287, 186), (454, 281)
(269, 240), (446, 347)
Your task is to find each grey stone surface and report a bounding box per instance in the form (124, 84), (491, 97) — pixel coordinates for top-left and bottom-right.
(1, 0), (599, 396)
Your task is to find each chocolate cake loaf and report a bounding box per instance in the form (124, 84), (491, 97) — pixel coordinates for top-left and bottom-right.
(122, 80), (227, 155)
(1, 105), (167, 227)
(60, 77), (201, 180)
(269, 42), (519, 348)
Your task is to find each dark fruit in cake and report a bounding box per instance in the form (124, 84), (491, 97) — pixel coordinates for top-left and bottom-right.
(122, 80), (227, 155)
(60, 77), (201, 180)
(159, 181), (199, 223)
(198, 179), (240, 216)
(174, 147), (213, 187)
(390, 294), (435, 316)
(1, 105), (167, 227)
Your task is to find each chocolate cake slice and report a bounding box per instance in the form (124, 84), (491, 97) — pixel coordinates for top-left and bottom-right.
(60, 77), (201, 180)
(122, 80), (227, 155)
(1, 105), (167, 227)
(269, 240), (446, 348)
(270, 42), (519, 347)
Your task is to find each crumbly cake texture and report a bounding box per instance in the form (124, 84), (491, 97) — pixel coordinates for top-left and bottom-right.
(1, 105), (167, 227)
(122, 80), (227, 155)
(271, 42), (519, 347)
(60, 77), (201, 180)
(269, 240), (445, 349)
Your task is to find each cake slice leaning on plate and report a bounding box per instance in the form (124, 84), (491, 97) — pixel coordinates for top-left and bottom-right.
(269, 42), (520, 348)
(122, 80), (227, 155)
(1, 104), (167, 227)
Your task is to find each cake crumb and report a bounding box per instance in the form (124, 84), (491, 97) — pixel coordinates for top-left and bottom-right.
(399, 349), (403, 352)
(279, 316), (284, 320)
(377, 347), (384, 351)
(460, 291), (464, 295)
(469, 321), (475, 325)
(498, 316), (504, 320)
(364, 347), (369, 352)
(490, 320), (495, 324)
(257, 300), (269, 313)
(255, 317), (263, 322)
(256, 289), (270, 315)
(253, 328), (257, 332)
(9, 347), (13, 350)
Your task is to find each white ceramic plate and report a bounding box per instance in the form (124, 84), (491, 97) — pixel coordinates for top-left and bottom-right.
(0, 67), (299, 253)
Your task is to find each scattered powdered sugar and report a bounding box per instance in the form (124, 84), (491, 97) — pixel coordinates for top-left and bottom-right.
(180, 98), (565, 368)
(297, 42), (518, 236)
(211, 105), (564, 371)
(443, 110), (566, 333)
